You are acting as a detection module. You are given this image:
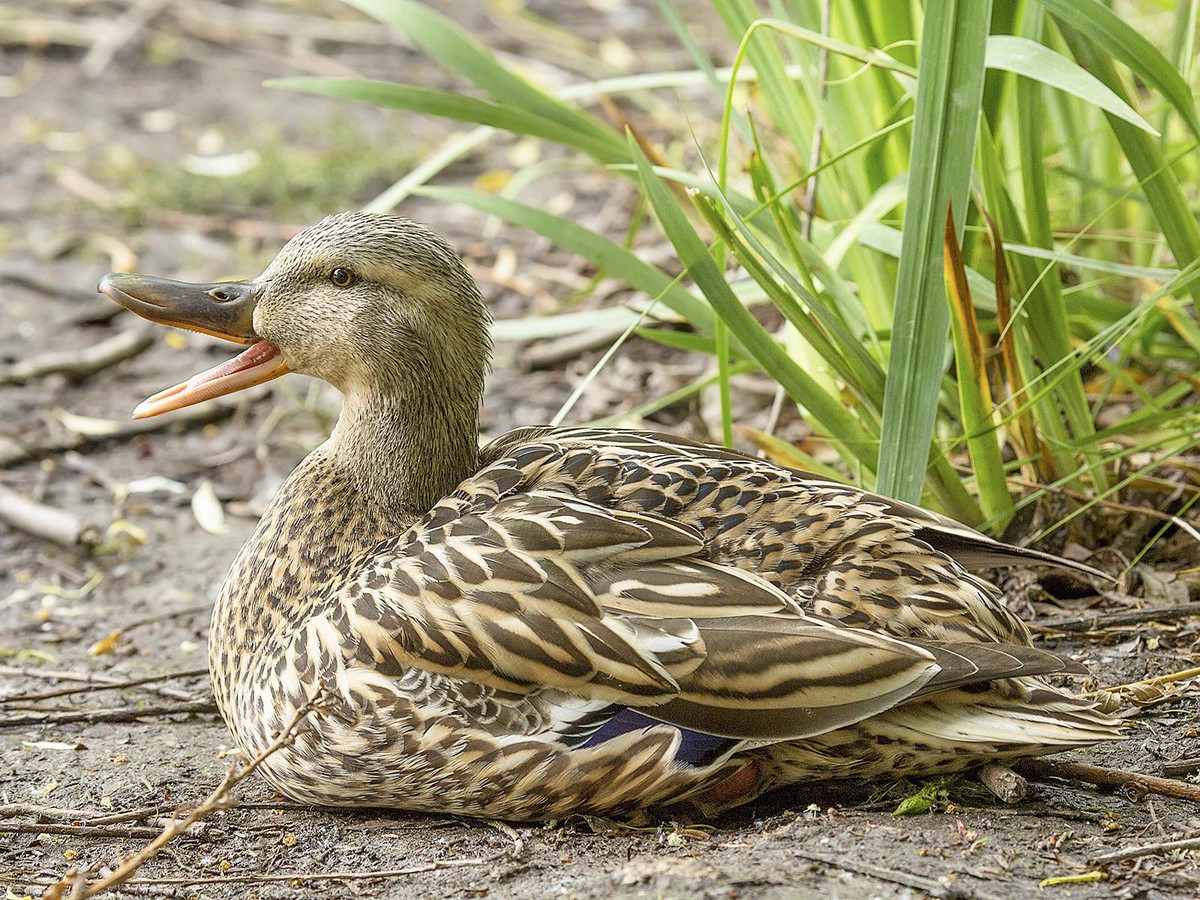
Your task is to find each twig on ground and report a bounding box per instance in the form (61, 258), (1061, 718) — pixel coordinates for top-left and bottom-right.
(0, 324), (153, 385)
(0, 803), (164, 826)
(0, 699), (215, 729)
(46, 692), (325, 900)
(0, 15), (99, 49)
(0, 265), (98, 306)
(1087, 664), (1200, 712)
(1090, 834), (1200, 866)
(122, 605), (212, 633)
(0, 388), (266, 469)
(170, 0), (394, 45)
(788, 847), (1000, 900)
(1014, 759), (1200, 803)
(47, 858), (492, 890)
(149, 210), (304, 242)
(1, 668), (209, 704)
(1161, 757), (1200, 778)
(0, 484), (101, 548)
(1034, 602), (1200, 633)
(0, 822), (163, 839)
(978, 763), (1028, 804)
(0, 665), (202, 703)
(995, 805), (1105, 824)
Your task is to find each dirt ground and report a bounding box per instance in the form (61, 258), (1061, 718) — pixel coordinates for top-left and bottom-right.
(2, 2), (1199, 898)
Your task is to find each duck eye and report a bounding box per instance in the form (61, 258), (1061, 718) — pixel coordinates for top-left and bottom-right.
(329, 267), (356, 288)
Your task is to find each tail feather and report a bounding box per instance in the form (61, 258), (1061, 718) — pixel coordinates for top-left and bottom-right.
(881, 688), (1122, 750)
(917, 529), (1112, 582)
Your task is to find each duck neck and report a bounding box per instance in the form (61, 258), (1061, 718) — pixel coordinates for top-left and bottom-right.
(330, 386), (480, 520)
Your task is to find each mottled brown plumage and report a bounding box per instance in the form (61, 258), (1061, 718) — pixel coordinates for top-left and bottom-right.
(101, 212), (1120, 821)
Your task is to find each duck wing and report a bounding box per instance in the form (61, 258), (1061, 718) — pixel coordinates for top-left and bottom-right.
(488, 426), (1108, 580)
(336, 476), (1083, 742)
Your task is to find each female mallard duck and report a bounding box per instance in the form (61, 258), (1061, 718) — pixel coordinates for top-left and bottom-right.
(99, 212), (1118, 821)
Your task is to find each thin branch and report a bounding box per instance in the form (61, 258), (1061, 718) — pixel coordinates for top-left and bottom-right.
(1015, 758), (1200, 803)
(1034, 602), (1200, 633)
(0, 699), (215, 729)
(122, 605), (212, 633)
(0, 803), (165, 826)
(1090, 834), (1200, 866)
(1087, 664), (1200, 699)
(1, 668), (209, 704)
(11, 858), (497, 894)
(81, 0), (169, 78)
(0, 665), (202, 703)
(787, 847), (1002, 900)
(0, 325), (153, 386)
(99, 858), (489, 887)
(1161, 757), (1200, 778)
(0, 822), (163, 839)
(0, 484), (100, 549)
(0, 388), (266, 469)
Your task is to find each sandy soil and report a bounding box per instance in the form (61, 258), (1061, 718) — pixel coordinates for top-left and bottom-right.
(2, 2), (1198, 898)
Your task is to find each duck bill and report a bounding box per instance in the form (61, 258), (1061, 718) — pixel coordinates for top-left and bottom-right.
(97, 272), (291, 418)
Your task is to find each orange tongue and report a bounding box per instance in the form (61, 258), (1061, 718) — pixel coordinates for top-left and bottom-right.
(134, 340), (290, 418)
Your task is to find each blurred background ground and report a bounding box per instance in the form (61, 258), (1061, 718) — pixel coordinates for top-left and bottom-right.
(1, 1), (1198, 898)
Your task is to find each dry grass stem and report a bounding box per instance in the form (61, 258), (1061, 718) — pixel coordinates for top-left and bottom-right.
(0, 699), (216, 729)
(2, 668), (209, 704)
(1090, 834), (1200, 866)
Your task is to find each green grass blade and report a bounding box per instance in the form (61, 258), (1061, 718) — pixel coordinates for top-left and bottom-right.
(979, 121), (1103, 488)
(877, 0), (992, 503)
(1004, 244), (1177, 280)
(944, 211), (1014, 524)
(411, 185), (717, 335)
(1039, 0), (1200, 140)
(985, 35), (1155, 133)
(269, 78), (626, 164)
(630, 134), (879, 471)
(343, 0), (623, 151)
(1057, 29), (1200, 313)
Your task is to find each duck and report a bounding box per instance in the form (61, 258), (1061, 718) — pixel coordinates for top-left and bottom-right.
(98, 211), (1119, 821)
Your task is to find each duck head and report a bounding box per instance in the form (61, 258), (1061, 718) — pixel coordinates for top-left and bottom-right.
(98, 211), (491, 419)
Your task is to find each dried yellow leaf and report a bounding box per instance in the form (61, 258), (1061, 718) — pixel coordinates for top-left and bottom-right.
(1039, 871), (1107, 887)
(88, 628), (123, 657)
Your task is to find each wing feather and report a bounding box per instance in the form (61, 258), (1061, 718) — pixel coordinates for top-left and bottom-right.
(335, 441), (1094, 741)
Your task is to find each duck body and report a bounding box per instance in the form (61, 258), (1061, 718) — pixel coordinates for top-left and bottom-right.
(101, 212), (1118, 821)
(211, 425), (1112, 820)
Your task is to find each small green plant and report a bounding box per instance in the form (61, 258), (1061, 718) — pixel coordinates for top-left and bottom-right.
(272, 0), (1200, 543)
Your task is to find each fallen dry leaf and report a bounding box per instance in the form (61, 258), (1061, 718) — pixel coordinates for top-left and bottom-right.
(88, 628), (123, 656)
(191, 480), (228, 534)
